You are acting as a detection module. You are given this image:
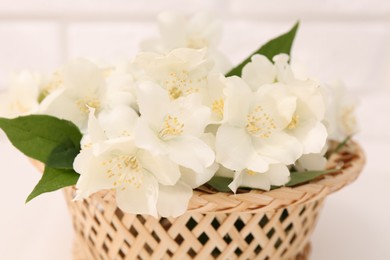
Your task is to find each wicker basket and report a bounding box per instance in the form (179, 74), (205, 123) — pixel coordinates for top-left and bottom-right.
(56, 142), (365, 260)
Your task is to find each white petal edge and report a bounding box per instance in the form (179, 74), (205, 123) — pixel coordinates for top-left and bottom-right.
(116, 170), (159, 217)
(157, 181), (193, 218)
(137, 150), (181, 186)
(166, 135), (215, 173)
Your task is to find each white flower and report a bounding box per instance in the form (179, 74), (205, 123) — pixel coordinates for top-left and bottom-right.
(200, 73), (228, 123)
(142, 11), (221, 51)
(294, 144), (328, 172)
(105, 61), (140, 112)
(74, 107), (192, 217)
(134, 81), (215, 173)
(274, 55), (328, 154)
(242, 54), (276, 90)
(229, 164), (290, 192)
(322, 81), (359, 141)
(283, 85), (327, 154)
(241, 54), (311, 91)
(0, 71), (42, 118)
(75, 141), (192, 217)
(135, 48), (214, 100)
(135, 48), (229, 123)
(141, 12), (230, 73)
(295, 153), (327, 172)
(156, 181), (193, 217)
(240, 54), (328, 155)
(39, 58), (108, 130)
(179, 133), (219, 188)
(39, 71), (63, 102)
(216, 76), (301, 173)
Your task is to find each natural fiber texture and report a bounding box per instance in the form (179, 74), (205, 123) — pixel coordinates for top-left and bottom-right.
(66, 189), (319, 260)
(30, 142), (364, 259)
(59, 142), (364, 260)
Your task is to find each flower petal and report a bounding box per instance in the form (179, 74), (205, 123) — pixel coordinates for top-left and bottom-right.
(223, 77), (252, 127)
(172, 95), (211, 136)
(216, 125), (271, 172)
(39, 89), (87, 129)
(157, 181), (193, 217)
(92, 138), (137, 157)
(134, 119), (167, 155)
(87, 107), (106, 143)
(74, 149), (116, 199)
(253, 132), (303, 165)
(228, 171), (244, 193)
(254, 83), (297, 129)
(137, 150), (181, 186)
(265, 164), (291, 186)
(295, 153), (327, 172)
(62, 58), (105, 95)
(293, 122), (327, 154)
(239, 164), (290, 191)
(116, 170), (159, 217)
(180, 162), (219, 188)
(97, 105), (139, 139)
(242, 54), (276, 90)
(136, 81), (170, 129)
(273, 54), (295, 84)
(166, 135), (215, 172)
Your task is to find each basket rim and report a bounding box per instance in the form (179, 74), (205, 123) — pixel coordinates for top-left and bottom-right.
(30, 141), (365, 215)
(187, 141), (365, 214)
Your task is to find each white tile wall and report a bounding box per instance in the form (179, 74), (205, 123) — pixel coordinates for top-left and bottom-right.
(67, 21), (156, 61)
(0, 1), (389, 260)
(294, 22), (387, 91)
(0, 0), (388, 91)
(0, 22), (62, 86)
(230, 0), (390, 20)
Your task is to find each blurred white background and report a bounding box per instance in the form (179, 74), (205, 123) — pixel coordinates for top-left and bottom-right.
(0, 0), (389, 259)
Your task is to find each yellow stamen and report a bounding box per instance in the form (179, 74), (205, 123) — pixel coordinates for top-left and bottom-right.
(39, 71), (63, 102)
(102, 155), (143, 190)
(287, 114), (299, 130)
(212, 98), (224, 117)
(76, 97), (101, 114)
(246, 106), (276, 138)
(246, 169), (257, 176)
(158, 115), (184, 139)
(164, 70), (203, 100)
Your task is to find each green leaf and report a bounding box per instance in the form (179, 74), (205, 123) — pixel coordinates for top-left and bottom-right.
(225, 21), (299, 77)
(334, 136), (352, 153)
(286, 169), (339, 187)
(325, 136), (353, 159)
(207, 176), (232, 192)
(0, 115), (82, 164)
(46, 139), (81, 169)
(26, 166), (79, 203)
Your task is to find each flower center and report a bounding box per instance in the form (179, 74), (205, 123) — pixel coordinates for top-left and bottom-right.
(102, 155), (143, 190)
(211, 98), (224, 118)
(287, 114), (299, 130)
(158, 115), (184, 139)
(246, 169), (257, 176)
(164, 70), (203, 100)
(187, 37), (208, 49)
(39, 71), (62, 102)
(246, 106), (276, 138)
(76, 96), (101, 114)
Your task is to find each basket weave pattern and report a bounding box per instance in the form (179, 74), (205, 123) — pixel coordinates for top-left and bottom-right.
(63, 143), (364, 260)
(67, 190), (321, 260)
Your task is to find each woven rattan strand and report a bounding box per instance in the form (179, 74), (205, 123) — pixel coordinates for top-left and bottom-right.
(50, 142), (364, 260)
